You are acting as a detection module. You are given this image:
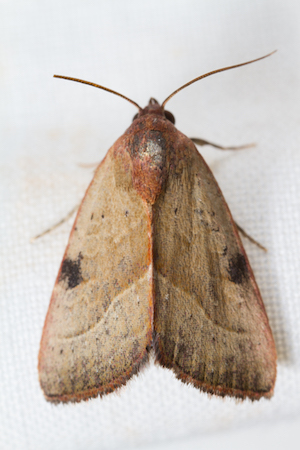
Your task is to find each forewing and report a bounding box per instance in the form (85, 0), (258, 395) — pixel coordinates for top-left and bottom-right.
(153, 138), (276, 400)
(39, 143), (152, 403)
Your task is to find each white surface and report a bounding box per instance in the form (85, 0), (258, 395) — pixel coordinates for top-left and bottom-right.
(1, 1), (300, 449)
(150, 417), (300, 450)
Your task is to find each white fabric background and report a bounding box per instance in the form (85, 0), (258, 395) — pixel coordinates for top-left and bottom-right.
(1, 1), (300, 449)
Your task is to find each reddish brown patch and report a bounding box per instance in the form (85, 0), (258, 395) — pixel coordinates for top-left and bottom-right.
(124, 115), (177, 204)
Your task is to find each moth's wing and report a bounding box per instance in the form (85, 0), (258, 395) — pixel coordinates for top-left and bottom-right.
(38, 143), (152, 403)
(153, 138), (276, 400)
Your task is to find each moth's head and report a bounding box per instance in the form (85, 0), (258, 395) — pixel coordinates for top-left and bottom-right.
(132, 98), (175, 124)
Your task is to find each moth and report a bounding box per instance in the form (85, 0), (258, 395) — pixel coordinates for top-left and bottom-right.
(38, 52), (277, 403)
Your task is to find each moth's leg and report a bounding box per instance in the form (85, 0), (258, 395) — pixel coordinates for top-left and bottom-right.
(31, 163), (99, 242)
(191, 137), (255, 151)
(235, 222), (267, 252)
(31, 205), (79, 242)
(77, 162), (99, 169)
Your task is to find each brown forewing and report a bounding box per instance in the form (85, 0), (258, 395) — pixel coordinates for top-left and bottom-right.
(38, 141), (153, 403)
(152, 127), (277, 400)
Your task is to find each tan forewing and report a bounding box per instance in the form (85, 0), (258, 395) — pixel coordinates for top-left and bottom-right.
(38, 139), (152, 403)
(153, 136), (277, 400)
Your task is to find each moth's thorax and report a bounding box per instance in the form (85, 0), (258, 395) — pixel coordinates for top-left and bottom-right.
(122, 112), (179, 204)
(114, 104), (192, 204)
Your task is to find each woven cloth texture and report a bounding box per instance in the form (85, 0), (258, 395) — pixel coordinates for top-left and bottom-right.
(1, 1), (299, 449)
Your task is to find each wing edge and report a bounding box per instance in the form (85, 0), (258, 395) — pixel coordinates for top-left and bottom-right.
(153, 331), (275, 401)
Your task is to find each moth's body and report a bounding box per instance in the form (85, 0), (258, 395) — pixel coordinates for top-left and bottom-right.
(38, 99), (276, 403)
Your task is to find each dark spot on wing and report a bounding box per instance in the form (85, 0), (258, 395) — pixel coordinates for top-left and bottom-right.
(59, 252), (83, 289)
(228, 253), (248, 284)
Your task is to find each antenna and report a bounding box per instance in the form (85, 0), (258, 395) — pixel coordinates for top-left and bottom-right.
(162, 51), (277, 108)
(53, 75), (141, 110)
